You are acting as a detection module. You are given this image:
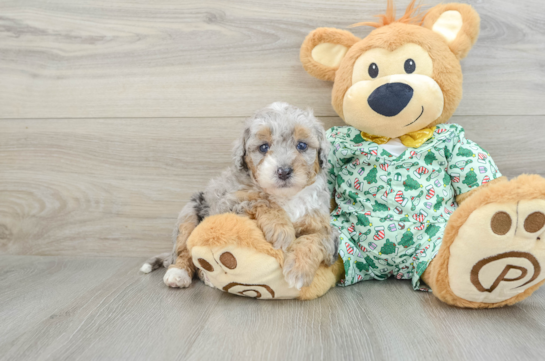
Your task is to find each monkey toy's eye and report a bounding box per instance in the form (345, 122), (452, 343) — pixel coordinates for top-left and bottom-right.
(368, 63), (379, 78)
(404, 59), (416, 74)
(296, 142), (308, 151)
(259, 144), (269, 153)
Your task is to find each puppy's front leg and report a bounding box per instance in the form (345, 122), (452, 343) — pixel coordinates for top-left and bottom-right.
(234, 191), (296, 250)
(238, 201), (295, 251)
(254, 206), (296, 251)
(283, 211), (333, 289)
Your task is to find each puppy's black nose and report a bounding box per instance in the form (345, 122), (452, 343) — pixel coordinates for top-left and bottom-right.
(367, 82), (413, 117)
(277, 167), (293, 180)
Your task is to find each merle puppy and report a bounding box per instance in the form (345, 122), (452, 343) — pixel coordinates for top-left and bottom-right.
(141, 102), (339, 290)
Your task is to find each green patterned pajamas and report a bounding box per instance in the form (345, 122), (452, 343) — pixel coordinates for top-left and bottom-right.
(327, 124), (501, 290)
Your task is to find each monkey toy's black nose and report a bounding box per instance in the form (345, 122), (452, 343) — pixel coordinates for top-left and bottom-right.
(367, 82), (414, 117)
(277, 167), (293, 180)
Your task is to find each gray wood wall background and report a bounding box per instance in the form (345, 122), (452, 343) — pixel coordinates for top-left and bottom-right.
(1, 0), (544, 258)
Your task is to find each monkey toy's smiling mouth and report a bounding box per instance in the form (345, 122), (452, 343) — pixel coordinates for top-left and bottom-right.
(404, 106), (424, 127)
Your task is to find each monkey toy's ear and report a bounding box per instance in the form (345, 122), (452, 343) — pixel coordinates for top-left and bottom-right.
(423, 3), (480, 60)
(300, 28), (360, 82)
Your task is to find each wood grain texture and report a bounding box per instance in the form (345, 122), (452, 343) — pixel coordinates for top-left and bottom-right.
(1, 255), (545, 361)
(1, 115), (544, 257)
(1, 0), (545, 358)
(0, 117), (245, 257)
(1, 0), (545, 118)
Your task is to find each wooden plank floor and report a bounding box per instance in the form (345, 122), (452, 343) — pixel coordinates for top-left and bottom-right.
(1, 0), (545, 359)
(1, 0), (545, 118)
(1, 255), (545, 361)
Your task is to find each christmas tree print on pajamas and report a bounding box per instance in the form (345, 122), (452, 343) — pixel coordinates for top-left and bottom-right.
(327, 124), (501, 290)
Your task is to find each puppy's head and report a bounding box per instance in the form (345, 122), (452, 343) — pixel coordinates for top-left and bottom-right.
(233, 102), (329, 198)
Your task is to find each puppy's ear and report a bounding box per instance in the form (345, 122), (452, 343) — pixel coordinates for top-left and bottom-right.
(233, 127), (250, 173)
(313, 120), (330, 171)
(317, 139), (330, 170)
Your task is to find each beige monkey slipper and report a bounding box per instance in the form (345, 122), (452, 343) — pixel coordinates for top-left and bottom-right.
(187, 213), (342, 300)
(422, 175), (545, 308)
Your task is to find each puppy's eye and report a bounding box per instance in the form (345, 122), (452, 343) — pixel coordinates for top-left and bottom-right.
(259, 144), (269, 153)
(296, 142), (308, 151)
(404, 59), (416, 74)
(368, 63), (379, 78)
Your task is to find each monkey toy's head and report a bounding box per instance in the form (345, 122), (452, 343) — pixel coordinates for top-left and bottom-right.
(300, 1), (480, 139)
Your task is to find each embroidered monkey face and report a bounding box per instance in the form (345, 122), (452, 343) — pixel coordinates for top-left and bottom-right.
(300, 2), (480, 138)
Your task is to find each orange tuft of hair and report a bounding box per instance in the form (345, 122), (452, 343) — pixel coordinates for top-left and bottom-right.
(351, 0), (425, 29)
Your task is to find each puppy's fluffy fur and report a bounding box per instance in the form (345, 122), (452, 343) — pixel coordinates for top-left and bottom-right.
(141, 102), (339, 290)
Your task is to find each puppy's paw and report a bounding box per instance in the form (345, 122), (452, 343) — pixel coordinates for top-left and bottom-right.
(163, 268), (192, 288)
(283, 253), (317, 290)
(262, 223), (296, 251)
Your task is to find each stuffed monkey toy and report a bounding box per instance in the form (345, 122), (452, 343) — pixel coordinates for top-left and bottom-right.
(184, 1), (545, 306)
(299, 0), (545, 307)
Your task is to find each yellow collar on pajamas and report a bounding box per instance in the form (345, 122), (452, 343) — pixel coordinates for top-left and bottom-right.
(360, 126), (436, 148)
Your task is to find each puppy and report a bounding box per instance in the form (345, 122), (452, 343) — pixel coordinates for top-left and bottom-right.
(141, 102), (339, 290)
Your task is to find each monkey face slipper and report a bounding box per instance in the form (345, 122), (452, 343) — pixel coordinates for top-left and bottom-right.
(188, 213), (340, 300)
